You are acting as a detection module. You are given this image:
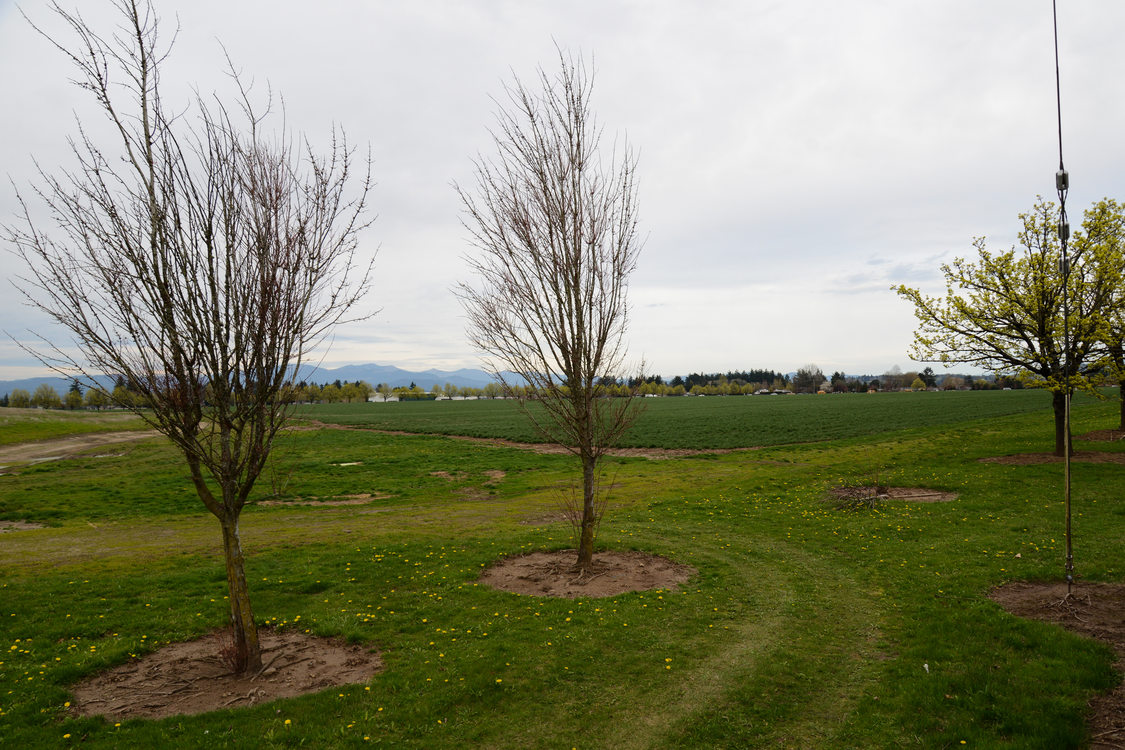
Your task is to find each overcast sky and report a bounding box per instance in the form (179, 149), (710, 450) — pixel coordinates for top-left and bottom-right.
(2, 1), (1124, 381)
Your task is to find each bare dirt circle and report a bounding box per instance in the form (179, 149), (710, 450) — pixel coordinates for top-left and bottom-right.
(829, 486), (958, 504)
(0, 520), (47, 532)
(1079, 429), (1125, 442)
(255, 493), (393, 507)
(477, 549), (695, 598)
(980, 452), (1125, 466)
(991, 581), (1125, 749)
(70, 629), (382, 721)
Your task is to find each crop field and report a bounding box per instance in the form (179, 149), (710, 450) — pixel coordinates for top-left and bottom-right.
(298, 388), (1069, 449)
(2, 390), (1124, 747)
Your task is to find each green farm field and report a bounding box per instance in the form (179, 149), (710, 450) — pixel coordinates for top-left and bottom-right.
(2, 390), (1124, 748)
(297, 388), (1067, 449)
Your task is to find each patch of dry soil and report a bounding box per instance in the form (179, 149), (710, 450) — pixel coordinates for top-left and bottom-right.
(255, 493), (392, 507)
(981, 451), (1125, 466)
(478, 549), (695, 598)
(991, 581), (1125, 749)
(0, 520), (46, 532)
(443, 435), (745, 459)
(295, 420), (759, 459)
(829, 486), (958, 503)
(0, 430), (158, 468)
(1080, 429), (1125, 442)
(317, 424), (747, 459)
(71, 629), (382, 721)
(519, 511), (572, 526)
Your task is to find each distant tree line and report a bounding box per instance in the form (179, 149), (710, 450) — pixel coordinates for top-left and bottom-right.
(2, 379), (108, 410)
(677, 370), (790, 392)
(287, 380), (374, 403)
(0, 367), (1028, 410)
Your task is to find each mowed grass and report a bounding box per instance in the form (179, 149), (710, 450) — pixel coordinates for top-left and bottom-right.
(0, 391), (1123, 748)
(299, 388), (1065, 449)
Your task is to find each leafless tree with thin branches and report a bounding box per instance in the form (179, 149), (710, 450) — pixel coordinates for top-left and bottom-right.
(456, 51), (643, 570)
(5, 0), (374, 673)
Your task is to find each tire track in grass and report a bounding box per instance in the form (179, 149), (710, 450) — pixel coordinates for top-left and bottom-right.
(596, 541), (887, 749)
(737, 578), (887, 749)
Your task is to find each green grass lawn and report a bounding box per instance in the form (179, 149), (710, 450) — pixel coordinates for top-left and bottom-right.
(0, 391), (1122, 748)
(0, 408), (146, 446)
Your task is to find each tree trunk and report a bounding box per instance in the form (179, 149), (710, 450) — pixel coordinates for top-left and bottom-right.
(576, 453), (597, 569)
(1052, 390), (1072, 458)
(1112, 347), (1125, 431)
(1119, 386), (1125, 432)
(220, 514), (262, 673)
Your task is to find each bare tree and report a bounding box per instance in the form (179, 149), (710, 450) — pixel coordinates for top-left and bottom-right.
(5, 0), (373, 672)
(793, 364), (824, 394)
(456, 51), (643, 569)
(881, 365), (904, 392)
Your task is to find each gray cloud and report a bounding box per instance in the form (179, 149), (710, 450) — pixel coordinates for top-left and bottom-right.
(2, 0), (1122, 378)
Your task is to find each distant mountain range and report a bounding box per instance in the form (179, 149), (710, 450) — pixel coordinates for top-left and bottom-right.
(298, 363), (500, 390)
(0, 363), (502, 398)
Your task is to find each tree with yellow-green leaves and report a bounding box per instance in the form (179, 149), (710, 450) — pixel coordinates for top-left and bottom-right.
(895, 198), (1125, 456)
(83, 387), (108, 411)
(64, 381), (83, 410)
(1084, 201), (1125, 429)
(31, 383), (62, 409)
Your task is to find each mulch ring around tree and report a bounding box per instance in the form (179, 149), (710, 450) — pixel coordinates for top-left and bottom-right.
(981, 452), (1125, 466)
(828, 486), (958, 508)
(0, 520), (46, 532)
(990, 581), (1125, 749)
(478, 549), (696, 598)
(980, 429), (1125, 465)
(255, 493), (393, 507)
(1080, 429), (1125, 442)
(70, 628), (382, 721)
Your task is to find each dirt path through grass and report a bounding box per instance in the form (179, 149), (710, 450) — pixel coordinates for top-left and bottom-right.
(0, 429), (159, 468)
(297, 420), (750, 459)
(419, 432), (746, 459)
